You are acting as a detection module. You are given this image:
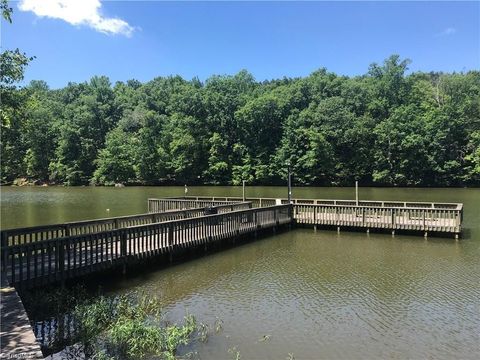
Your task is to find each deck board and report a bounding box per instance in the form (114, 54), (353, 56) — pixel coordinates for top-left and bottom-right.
(1, 277), (43, 359)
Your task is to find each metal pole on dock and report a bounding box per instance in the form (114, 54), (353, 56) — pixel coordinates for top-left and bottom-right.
(355, 181), (359, 206)
(242, 180), (246, 201)
(287, 162), (292, 204)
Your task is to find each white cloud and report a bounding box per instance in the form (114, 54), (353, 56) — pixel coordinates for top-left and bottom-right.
(438, 27), (457, 36)
(18, 0), (134, 37)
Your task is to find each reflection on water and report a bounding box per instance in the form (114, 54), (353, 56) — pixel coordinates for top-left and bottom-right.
(2, 187), (480, 359)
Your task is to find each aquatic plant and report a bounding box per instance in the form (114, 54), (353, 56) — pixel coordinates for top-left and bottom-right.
(228, 345), (241, 360)
(73, 294), (198, 359)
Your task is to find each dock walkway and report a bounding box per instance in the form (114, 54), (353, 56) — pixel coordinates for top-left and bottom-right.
(1, 275), (43, 359)
(2, 204), (290, 289)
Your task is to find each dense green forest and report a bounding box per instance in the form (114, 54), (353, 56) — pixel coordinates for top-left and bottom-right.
(1, 4), (479, 187)
(2, 57), (479, 187)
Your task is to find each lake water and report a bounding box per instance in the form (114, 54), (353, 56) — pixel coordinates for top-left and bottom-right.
(1, 186), (479, 359)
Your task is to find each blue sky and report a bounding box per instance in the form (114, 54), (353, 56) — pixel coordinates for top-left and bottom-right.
(2, 1), (479, 88)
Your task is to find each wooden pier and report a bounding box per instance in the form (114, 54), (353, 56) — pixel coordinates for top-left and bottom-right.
(1, 197), (463, 290)
(159, 196), (463, 235)
(0, 195), (464, 358)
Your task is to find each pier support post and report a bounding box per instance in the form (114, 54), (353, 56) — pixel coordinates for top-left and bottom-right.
(424, 231), (428, 238)
(366, 228), (369, 234)
(273, 210), (277, 234)
(337, 226), (340, 233)
(168, 225), (174, 248)
(391, 230), (395, 236)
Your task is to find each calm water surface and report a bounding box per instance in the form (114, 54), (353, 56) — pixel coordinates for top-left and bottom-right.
(1, 186), (479, 359)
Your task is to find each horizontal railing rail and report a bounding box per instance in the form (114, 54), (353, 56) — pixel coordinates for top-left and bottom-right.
(1, 202), (252, 247)
(147, 198), (242, 213)
(2, 205), (291, 288)
(173, 196), (463, 211)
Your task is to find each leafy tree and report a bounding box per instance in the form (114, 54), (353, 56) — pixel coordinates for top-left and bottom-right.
(93, 127), (137, 185)
(50, 76), (120, 184)
(464, 131), (480, 183)
(22, 82), (58, 180)
(204, 132), (230, 184)
(167, 115), (208, 184)
(0, 1), (34, 182)
(135, 112), (170, 184)
(1, 53), (479, 187)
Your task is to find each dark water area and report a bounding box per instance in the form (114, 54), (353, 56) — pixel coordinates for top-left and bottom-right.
(2, 186), (479, 359)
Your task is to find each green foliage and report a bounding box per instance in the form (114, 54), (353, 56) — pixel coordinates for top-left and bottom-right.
(74, 294), (198, 359)
(1, 0), (12, 23)
(93, 127), (137, 185)
(2, 55), (480, 186)
(464, 131), (480, 183)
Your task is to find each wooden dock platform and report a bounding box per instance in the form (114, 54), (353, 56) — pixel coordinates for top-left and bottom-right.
(1, 197), (463, 290)
(1, 276), (43, 359)
(156, 196), (463, 235)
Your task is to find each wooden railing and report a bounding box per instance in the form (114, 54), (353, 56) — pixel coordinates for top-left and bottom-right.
(147, 198), (242, 213)
(293, 204), (462, 233)
(0, 202), (252, 247)
(2, 205), (291, 288)
(174, 196), (463, 210)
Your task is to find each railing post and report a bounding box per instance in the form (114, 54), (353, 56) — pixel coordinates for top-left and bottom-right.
(1, 232), (8, 273)
(423, 210), (426, 231)
(234, 213), (239, 236)
(208, 217), (213, 243)
(64, 225), (70, 237)
(58, 240), (65, 283)
(1, 231), (8, 248)
(120, 230), (127, 257)
(168, 224), (174, 248)
(119, 230), (128, 274)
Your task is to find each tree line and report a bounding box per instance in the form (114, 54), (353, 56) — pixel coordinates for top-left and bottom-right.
(1, 56), (479, 187)
(0, 0), (480, 186)
(1, 0), (479, 187)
